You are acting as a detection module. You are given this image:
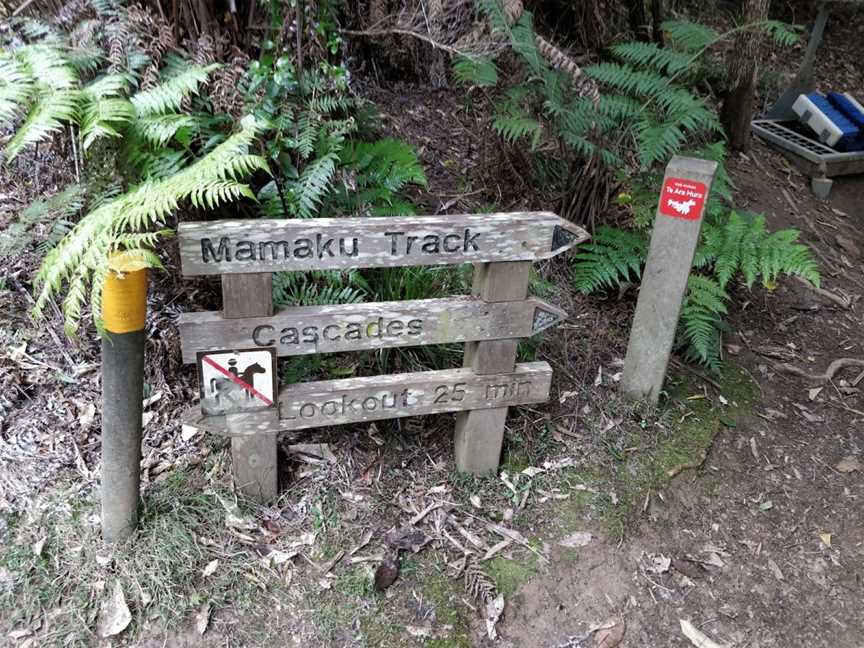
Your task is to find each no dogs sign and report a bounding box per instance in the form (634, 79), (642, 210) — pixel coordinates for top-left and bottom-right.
(658, 178), (707, 221)
(197, 348), (277, 416)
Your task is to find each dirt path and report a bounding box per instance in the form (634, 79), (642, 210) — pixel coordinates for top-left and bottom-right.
(496, 146), (864, 648)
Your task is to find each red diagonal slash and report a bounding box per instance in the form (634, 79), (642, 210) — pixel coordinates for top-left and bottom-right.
(202, 355), (273, 406)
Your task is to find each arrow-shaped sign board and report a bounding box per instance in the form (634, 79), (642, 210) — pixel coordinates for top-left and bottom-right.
(178, 296), (567, 363)
(183, 361), (553, 435)
(178, 212), (588, 275)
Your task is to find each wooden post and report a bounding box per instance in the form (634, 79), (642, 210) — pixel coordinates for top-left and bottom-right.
(621, 156), (718, 404)
(101, 254), (148, 544)
(454, 261), (530, 474)
(222, 273), (279, 502)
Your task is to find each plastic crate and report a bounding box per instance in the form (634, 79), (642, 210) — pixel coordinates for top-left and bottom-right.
(792, 92), (860, 150)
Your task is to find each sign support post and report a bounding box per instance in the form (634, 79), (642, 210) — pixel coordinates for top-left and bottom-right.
(622, 156), (719, 404)
(100, 254), (148, 544)
(454, 261), (530, 473)
(222, 274), (279, 502)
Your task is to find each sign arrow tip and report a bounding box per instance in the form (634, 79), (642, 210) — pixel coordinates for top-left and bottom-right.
(550, 222), (590, 257)
(531, 301), (568, 334)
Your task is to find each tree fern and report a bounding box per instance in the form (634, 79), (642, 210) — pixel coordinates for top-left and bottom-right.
(33, 117), (269, 334)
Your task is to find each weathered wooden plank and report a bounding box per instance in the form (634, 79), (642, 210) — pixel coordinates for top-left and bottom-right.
(221, 273), (279, 502)
(222, 273), (273, 318)
(178, 296), (567, 364)
(182, 361), (553, 436)
(454, 261), (530, 473)
(178, 212), (588, 275)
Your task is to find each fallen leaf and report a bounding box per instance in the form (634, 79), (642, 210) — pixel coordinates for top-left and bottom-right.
(819, 532), (831, 547)
(141, 411), (155, 428)
(406, 625), (433, 638)
(374, 557), (400, 591)
(835, 456), (861, 473)
(485, 593), (505, 640)
(641, 553), (671, 574)
(385, 527), (430, 553)
(680, 619), (729, 648)
(521, 466), (545, 478)
(8, 627), (33, 640)
(181, 425), (199, 442)
(558, 531), (593, 548)
(594, 615), (625, 647)
(758, 500), (773, 512)
(194, 602), (210, 635)
(96, 581), (132, 639)
(469, 495), (482, 509)
(202, 559), (219, 577)
(217, 496), (257, 530)
(808, 387), (823, 401)
(78, 403), (96, 429)
(287, 443), (337, 464)
(482, 539), (512, 561)
(767, 558), (784, 580)
(31, 537), (46, 558)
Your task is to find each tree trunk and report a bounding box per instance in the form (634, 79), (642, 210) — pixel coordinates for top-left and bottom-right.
(720, 0), (770, 152)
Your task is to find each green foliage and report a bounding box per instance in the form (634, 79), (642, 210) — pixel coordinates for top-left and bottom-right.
(696, 211), (820, 289)
(680, 275), (728, 372)
(452, 55), (498, 87)
(0, 184), (85, 258)
(572, 227), (648, 293)
(331, 138), (427, 216)
(34, 118), (267, 333)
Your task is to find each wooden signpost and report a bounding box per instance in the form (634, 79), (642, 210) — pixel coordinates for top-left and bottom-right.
(178, 211), (587, 501)
(622, 156), (719, 404)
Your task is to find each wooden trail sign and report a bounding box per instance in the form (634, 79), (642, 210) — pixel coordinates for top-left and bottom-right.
(178, 212), (587, 275)
(178, 296), (567, 363)
(185, 362), (553, 435)
(178, 211), (588, 501)
(622, 156), (719, 403)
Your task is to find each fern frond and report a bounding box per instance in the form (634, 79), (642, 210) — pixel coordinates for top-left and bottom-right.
(453, 56), (499, 87)
(33, 117), (268, 332)
(762, 20), (800, 47)
(661, 20), (719, 52)
(680, 274), (728, 371)
(16, 45), (78, 89)
(0, 57), (36, 125)
(609, 42), (692, 75)
(5, 89), (80, 160)
(130, 64), (218, 116)
(133, 113), (197, 147)
(572, 226), (648, 293)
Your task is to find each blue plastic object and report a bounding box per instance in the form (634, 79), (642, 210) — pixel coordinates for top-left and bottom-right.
(805, 93), (860, 151)
(827, 92), (864, 129)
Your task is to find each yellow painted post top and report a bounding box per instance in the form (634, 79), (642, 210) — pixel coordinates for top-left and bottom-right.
(103, 251), (149, 334)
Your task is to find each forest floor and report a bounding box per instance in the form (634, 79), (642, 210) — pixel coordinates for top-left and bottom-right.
(2, 9), (864, 648)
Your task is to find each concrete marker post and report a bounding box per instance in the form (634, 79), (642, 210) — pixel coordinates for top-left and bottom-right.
(622, 156), (718, 404)
(100, 252), (149, 544)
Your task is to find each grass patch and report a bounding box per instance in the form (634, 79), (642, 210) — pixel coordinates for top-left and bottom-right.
(590, 366), (758, 540)
(0, 467), (291, 646)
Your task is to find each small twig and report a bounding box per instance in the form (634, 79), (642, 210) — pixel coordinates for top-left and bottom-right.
(69, 125), (80, 184)
(666, 444), (711, 479)
(794, 276), (851, 309)
(776, 358), (864, 383)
